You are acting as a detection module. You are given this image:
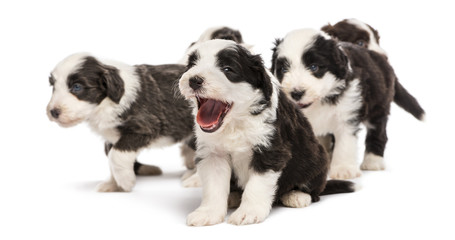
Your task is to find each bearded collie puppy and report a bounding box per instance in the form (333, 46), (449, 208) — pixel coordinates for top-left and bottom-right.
(271, 29), (425, 179)
(47, 53), (195, 192)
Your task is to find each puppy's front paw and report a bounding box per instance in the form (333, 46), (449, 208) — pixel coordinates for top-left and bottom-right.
(187, 208), (226, 226)
(96, 180), (121, 192)
(361, 153), (385, 170)
(280, 190), (311, 208)
(329, 164), (361, 179)
(112, 172), (136, 192)
(181, 170), (202, 188)
(227, 206), (270, 225)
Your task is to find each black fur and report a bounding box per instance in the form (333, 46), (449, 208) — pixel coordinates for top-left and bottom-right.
(216, 45), (273, 102)
(322, 20), (425, 120)
(210, 27), (244, 43)
(211, 45), (354, 203)
(112, 64), (194, 152)
(272, 33), (424, 158)
(67, 57), (125, 104)
(322, 20), (377, 48)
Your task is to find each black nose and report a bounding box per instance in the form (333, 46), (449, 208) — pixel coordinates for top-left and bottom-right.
(50, 108), (61, 119)
(189, 76), (204, 90)
(290, 90), (305, 101)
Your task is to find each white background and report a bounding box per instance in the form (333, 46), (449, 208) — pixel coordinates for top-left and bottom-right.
(1, 0), (454, 239)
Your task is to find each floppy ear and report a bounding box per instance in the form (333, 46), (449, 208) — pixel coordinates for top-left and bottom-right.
(333, 44), (349, 79)
(321, 23), (336, 37)
(101, 65), (125, 104)
(249, 53), (273, 102)
(270, 38), (283, 74)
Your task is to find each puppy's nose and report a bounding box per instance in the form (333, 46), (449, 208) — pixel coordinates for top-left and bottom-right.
(290, 90), (305, 101)
(50, 108), (61, 119)
(189, 76), (204, 90)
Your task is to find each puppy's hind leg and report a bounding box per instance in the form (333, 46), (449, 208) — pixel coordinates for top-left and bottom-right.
(280, 190), (312, 208)
(361, 116), (388, 170)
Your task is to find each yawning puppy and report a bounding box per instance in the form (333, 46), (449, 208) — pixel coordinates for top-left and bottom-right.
(47, 53), (195, 192)
(179, 40), (354, 226)
(180, 26), (250, 188)
(271, 29), (425, 179)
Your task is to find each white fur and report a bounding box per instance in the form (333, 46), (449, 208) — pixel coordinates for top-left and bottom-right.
(228, 170), (281, 225)
(361, 152), (385, 170)
(180, 40), (282, 226)
(280, 190), (312, 208)
(346, 19), (387, 56)
(186, 153), (231, 226)
(275, 29), (362, 179)
(106, 149), (138, 192)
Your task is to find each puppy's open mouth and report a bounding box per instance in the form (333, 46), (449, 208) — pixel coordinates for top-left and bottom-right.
(298, 102), (313, 109)
(196, 96), (232, 133)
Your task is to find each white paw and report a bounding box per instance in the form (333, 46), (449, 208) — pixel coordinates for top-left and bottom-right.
(186, 207), (226, 226)
(96, 180), (121, 192)
(181, 170), (202, 188)
(361, 153), (385, 170)
(280, 190), (312, 208)
(329, 164), (361, 179)
(227, 206), (270, 225)
(112, 171), (135, 192)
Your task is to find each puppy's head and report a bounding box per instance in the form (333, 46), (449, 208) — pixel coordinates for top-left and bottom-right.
(47, 53), (124, 127)
(179, 40), (273, 133)
(321, 19), (386, 55)
(271, 29), (349, 109)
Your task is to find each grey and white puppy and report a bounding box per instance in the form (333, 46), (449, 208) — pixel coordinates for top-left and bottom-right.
(47, 53), (195, 192)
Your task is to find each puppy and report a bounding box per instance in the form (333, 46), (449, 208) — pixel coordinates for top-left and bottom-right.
(180, 26), (248, 188)
(179, 26), (250, 65)
(47, 53), (195, 192)
(179, 40), (354, 226)
(322, 18), (386, 56)
(271, 29), (425, 179)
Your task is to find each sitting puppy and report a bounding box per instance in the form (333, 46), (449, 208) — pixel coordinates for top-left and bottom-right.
(47, 53), (195, 192)
(180, 26), (249, 188)
(179, 40), (354, 226)
(271, 29), (425, 179)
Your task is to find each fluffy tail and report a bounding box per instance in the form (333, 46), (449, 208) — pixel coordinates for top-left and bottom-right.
(394, 80), (425, 121)
(320, 180), (355, 196)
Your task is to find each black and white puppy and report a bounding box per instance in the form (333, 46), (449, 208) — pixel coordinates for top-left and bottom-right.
(179, 40), (354, 226)
(271, 29), (425, 179)
(322, 18), (386, 55)
(47, 53), (195, 192)
(180, 26), (249, 187)
(179, 26), (250, 65)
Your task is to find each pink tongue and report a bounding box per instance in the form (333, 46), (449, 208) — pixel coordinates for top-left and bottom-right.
(197, 99), (226, 128)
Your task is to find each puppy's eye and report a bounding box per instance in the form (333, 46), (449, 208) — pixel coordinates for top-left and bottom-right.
(223, 67), (233, 73)
(280, 67), (288, 74)
(356, 40), (365, 47)
(309, 64), (319, 72)
(70, 83), (83, 93)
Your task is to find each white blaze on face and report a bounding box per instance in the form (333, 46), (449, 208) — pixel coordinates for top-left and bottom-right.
(276, 29), (344, 107)
(179, 40), (263, 133)
(46, 53), (96, 128)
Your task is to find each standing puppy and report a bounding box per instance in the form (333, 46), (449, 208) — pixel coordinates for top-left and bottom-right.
(47, 53), (195, 192)
(179, 40), (354, 226)
(271, 29), (425, 179)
